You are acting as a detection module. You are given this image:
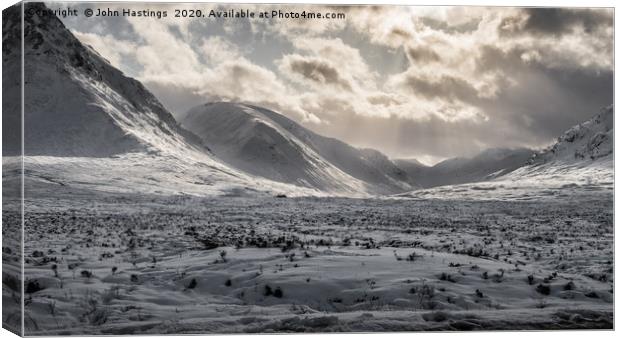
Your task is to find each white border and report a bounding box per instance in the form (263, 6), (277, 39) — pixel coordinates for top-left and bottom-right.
(0, 1), (616, 338)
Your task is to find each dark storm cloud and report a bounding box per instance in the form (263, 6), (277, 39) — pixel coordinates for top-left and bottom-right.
(472, 44), (613, 143)
(285, 56), (353, 91)
(405, 46), (441, 64)
(389, 27), (413, 40)
(402, 74), (481, 105)
(419, 16), (481, 34)
(499, 8), (613, 36)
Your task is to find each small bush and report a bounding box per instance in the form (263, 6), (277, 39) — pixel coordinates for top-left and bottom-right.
(422, 311), (448, 322)
(273, 287), (283, 298)
(25, 280), (43, 294)
(536, 284), (551, 296)
(439, 272), (456, 283)
(585, 291), (598, 298)
(88, 308), (108, 326)
(527, 274), (534, 285)
(224, 279), (232, 287)
(406, 252), (418, 262)
(187, 278), (197, 289)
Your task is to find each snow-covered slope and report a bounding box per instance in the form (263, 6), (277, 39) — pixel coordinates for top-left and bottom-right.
(182, 102), (413, 194)
(1, 3), (330, 198)
(3, 3), (204, 157)
(499, 104), (614, 186)
(395, 148), (534, 188)
(531, 105), (613, 164)
(398, 106), (613, 200)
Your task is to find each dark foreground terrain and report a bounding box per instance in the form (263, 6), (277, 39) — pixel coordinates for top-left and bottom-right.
(3, 192), (613, 334)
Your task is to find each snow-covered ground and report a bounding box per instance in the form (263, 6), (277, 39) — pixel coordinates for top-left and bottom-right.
(398, 158), (612, 201)
(3, 188), (612, 334)
(5, 154), (331, 199)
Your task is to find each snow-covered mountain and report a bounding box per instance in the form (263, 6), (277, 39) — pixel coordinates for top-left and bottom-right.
(500, 105), (614, 184)
(1, 3), (326, 198)
(395, 148), (534, 188)
(2, 3), (403, 197)
(182, 102), (413, 194)
(398, 106), (613, 200)
(530, 105), (613, 164)
(3, 2), (203, 157)
(3, 3), (612, 199)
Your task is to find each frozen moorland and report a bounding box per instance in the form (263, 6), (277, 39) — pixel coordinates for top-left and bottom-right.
(2, 188), (613, 334)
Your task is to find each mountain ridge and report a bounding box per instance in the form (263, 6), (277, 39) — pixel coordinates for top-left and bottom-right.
(182, 102), (408, 194)
(3, 2), (205, 157)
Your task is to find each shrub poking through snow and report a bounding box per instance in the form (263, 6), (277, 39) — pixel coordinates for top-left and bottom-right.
(585, 291), (599, 298)
(406, 252), (419, 262)
(264, 285), (273, 296)
(225, 279), (232, 287)
(274, 287), (283, 298)
(80, 270), (93, 278)
(439, 272), (457, 283)
(89, 308), (108, 326)
(25, 279), (44, 294)
(527, 274), (535, 285)
(187, 278), (197, 289)
(219, 250), (227, 262)
(422, 311), (448, 322)
(563, 281), (576, 291)
(536, 284), (551, 295)
(200, 238), (219, 250)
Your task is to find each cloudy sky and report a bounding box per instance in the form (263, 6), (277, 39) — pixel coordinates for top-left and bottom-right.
(57, 2), (613, 164)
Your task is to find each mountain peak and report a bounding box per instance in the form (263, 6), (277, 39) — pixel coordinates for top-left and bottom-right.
(533, 105), (613, 164)
(182, 102), (415, 194)
(3, 2), (197, 157)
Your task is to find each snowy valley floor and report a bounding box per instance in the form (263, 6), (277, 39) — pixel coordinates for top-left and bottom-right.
(2, 190), (613, 334)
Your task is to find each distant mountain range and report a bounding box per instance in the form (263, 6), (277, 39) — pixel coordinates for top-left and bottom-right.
(394, 148), (535, 189)
(2, 3), (613, 197)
